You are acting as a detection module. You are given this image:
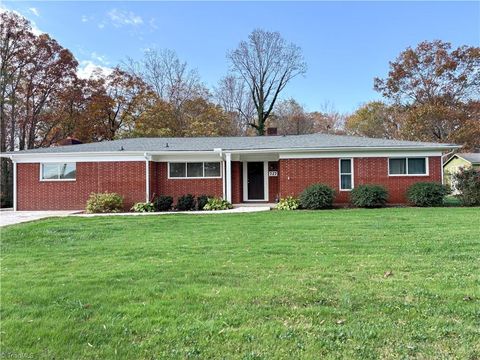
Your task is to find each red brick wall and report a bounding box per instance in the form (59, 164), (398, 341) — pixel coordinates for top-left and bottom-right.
(152, 162), (223, 203)
(17, 162), (146, 211)
(268, 161), (279, 202)
(279, 156), (442, 204)
(231, 161), (243, 204)
(17, 156), (442, 210)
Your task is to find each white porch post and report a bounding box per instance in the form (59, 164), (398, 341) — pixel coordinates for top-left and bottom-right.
(144, 153), (150, 202)
(225, 152), (232, 203)
(13, 160), (17, 212)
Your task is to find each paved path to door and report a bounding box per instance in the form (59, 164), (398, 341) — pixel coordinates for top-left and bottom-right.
(0, 210), (81, 227)
(1, 206), (271, 227)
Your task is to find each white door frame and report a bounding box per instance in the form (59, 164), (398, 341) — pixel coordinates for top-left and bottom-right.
(242, 161), (269, 202)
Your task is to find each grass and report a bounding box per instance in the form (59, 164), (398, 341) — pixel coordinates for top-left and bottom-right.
(1, 208), (479, 359)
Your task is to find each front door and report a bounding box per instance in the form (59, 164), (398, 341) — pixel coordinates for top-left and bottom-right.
(247, 162), (265, 200)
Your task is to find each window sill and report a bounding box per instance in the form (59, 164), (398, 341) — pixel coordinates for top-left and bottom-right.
(40, 179), (76, 182)
(388, 174), (429, 177)
(168, 176), (222, 180)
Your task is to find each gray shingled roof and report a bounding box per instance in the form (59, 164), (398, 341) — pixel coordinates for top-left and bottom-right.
(6, 133), (457, 154)
(457, 153), (480, 164)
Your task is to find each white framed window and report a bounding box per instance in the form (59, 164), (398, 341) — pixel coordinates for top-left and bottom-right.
(40, 163), (76, 181)
(388, 157), (428, 176)
(168, 162), (221, 179)
(339, 158), (353, 191)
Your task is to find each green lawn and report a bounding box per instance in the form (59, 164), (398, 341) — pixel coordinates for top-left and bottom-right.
(1, 208), (479, 359)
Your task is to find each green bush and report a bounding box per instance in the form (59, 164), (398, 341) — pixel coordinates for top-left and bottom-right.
(452, 168), (480, 206)
(299, 184), (335, 209)
(406, 182), (449, 207)
(176, 194), (196, 211)
(203, 197), (233, 211)
(196, 194), (211, 210)
(154, 195), (173, 211)
(275, 196), (300, 210)
(86, 192), (123, 213)
(350, 185), (388, 208)
(131, 202), (155, 212)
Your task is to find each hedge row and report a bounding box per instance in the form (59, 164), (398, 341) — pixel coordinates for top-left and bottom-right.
(86, 193), (232, 213)
(277, 182), (452, 210)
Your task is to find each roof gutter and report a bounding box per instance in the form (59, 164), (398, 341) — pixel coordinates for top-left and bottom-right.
(1, 144), (461, 159)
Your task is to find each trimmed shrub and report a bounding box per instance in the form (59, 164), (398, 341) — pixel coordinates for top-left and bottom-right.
(131, 202), (155, 212)
(299, 184), (335, 209)
(350, 185), (388, 208)
(176, 194), (196, 211)
(154, 195), (173, 211)
(275, 196), (300, 210)
(452, 168), (480, 206)
(406, 182), (449, 207)
(86, 192), (123, 213)
(203, 197), (233, 211)
(196, 194), (211, 211)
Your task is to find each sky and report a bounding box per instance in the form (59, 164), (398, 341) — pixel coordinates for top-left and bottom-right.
(1, 1), (479, 113)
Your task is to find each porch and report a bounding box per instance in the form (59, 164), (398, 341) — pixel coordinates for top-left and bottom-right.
(144, 151), (280, 204)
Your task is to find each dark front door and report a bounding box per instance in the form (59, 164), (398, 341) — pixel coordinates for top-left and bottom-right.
(247, 162), (264, 200)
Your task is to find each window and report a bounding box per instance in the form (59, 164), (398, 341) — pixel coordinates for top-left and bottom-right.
(388, 157), (428, 176)
(204, 162), (221, 177)
(169, 163), (186, 178)
(339, 159), (353, 191)
(41, 163), (76, 181)
(187, 162), (203, 177)
(169, 162), (221, 178)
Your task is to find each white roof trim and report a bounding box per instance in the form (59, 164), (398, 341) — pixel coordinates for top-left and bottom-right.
(3, 144), (460, 163)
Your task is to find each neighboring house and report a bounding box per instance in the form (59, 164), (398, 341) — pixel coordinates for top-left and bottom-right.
(2, 133), (458, 211)
(443, 153), (480, 191)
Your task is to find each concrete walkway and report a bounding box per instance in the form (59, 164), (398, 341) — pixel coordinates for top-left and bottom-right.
(74, 206), (271, 218)
(0, 206), (271, 227)
(0, 210), (81, 227)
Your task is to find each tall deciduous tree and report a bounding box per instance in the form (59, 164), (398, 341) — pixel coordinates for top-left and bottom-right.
(228, 29), (307, 135)
(85, 68), (152, 141)
(182, 98), (236, 137)
(214, 75), (255, 135)
(18, 33), (78, 150)
(374, 40), (480, 106)
(311, 102), (346, 135)
(124, 49), (207, 109)
(272, 98), (313, 135)
(374, 40), (480, 148)
(0, 11), (36, 205)
(345, 101), (401, 139)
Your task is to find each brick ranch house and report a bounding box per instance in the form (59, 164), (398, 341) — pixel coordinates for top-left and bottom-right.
(2, 133), (458, 211)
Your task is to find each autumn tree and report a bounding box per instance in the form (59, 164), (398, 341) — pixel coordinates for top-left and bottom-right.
(133, 97), (236, 137)
(133, 99), (178, 137)
(345, 101), (401, 139)
(182, 98), (236, 137)
(374, 40), (480, 148)
(84, 68), (152, 140)
(228, 29), (307, 135)
(15, 34), (78, 149)
(0, 11), (36, 205)
(311, 102), (346, 135)
(271, 98), (313, 135)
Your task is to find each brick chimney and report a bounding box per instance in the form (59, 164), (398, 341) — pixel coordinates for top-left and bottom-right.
(266, 127), (278, 136)
(55, 136), (83, 146)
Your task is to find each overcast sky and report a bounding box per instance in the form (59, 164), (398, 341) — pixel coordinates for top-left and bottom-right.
(2, 1), (479, 113)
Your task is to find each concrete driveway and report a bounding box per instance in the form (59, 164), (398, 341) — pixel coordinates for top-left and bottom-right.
(0, 210), (81, 227)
